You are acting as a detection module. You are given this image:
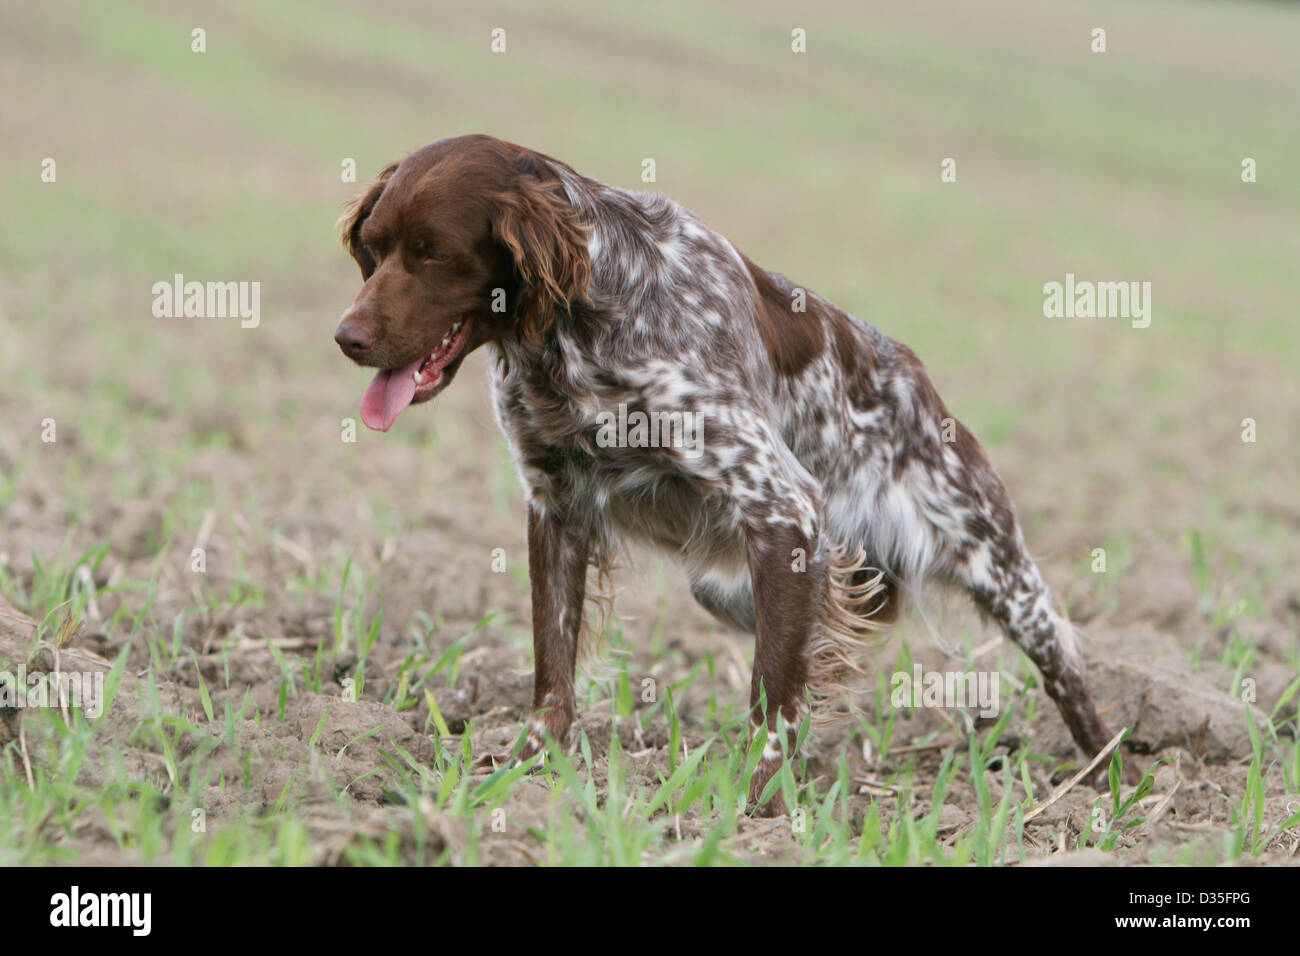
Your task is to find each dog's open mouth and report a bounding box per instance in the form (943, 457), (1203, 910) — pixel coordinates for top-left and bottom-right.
(359, 317), (473, 432)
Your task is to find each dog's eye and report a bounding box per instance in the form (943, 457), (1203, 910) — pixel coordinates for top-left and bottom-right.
(417, 242), (449, 263)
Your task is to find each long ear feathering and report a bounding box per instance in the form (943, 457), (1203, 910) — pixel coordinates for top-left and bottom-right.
(338, 162), (399, 278)
(491, 174), (591, 343)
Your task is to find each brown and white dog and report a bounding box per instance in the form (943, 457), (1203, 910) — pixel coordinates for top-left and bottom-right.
(335, 134), (1114, 815)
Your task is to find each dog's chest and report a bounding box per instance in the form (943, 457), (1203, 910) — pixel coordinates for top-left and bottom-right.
(489, 342), (661, 482)
(486, 341), (739, 551)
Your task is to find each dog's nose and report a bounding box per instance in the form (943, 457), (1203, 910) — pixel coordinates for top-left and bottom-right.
(334, 319), (375, 357)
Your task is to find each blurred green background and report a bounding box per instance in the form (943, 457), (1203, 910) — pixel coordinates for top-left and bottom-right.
(0, 0), (1297, 866)
(2, 0), (1296, 616)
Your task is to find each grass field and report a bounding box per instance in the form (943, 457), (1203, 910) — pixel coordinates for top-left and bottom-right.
(1, 0), (1297, 865)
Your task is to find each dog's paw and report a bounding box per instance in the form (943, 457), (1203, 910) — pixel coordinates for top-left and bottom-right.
(470, 751), (509, 773)
(747, 794), (788, 819)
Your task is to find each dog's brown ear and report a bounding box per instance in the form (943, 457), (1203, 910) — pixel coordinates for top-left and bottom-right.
(339, 162), (399, 279)
(491, 169), (590, 343)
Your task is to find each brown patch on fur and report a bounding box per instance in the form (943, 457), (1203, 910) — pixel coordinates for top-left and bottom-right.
(741, 254), (826, 377)
(828, 309), (882, 411)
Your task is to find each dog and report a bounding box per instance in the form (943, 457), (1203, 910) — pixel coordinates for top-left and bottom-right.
(334, 134), (1114, 815)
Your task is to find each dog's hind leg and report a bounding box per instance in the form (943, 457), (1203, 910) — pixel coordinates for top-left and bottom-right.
(942, 493), (1114, 779)
(958, 541), (1112, 765)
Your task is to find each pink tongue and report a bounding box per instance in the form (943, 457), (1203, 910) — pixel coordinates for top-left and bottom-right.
(360, 357), (423, 431)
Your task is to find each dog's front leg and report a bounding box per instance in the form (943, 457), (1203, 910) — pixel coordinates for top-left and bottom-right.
(518, 502), (589, 763)
(745, 521), (824, 818)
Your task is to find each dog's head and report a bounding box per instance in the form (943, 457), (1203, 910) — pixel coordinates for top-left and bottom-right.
(335, 134), (590, 431)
